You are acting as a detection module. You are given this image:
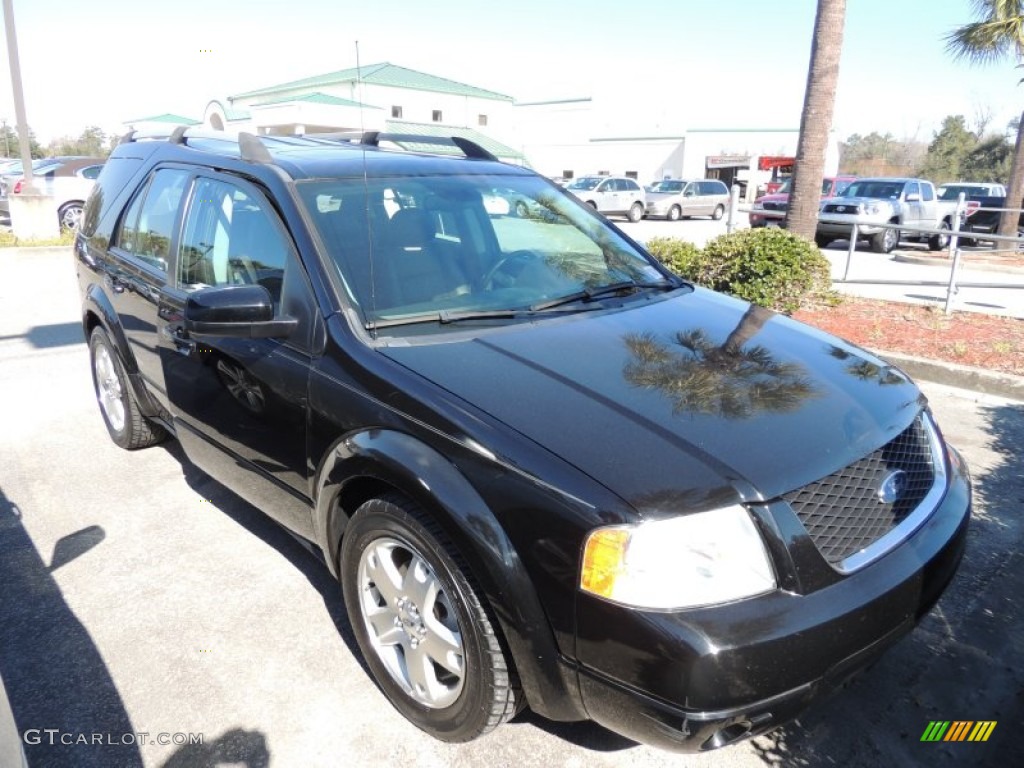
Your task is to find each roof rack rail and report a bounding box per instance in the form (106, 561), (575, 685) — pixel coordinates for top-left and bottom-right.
(360, 131), (498, 161)
(238, 132), (274, 164)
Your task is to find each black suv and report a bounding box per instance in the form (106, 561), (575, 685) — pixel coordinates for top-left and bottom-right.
(76, 129), (971, 752)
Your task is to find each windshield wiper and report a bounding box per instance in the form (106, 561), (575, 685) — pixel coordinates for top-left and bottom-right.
(366, 307), (543, 330)
(530, 280), (675, 312)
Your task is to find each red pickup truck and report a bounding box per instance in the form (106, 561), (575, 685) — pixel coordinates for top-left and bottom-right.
(750, 176), (857, 228)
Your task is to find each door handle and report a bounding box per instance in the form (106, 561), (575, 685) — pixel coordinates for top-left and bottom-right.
(162, 325), (196, 356)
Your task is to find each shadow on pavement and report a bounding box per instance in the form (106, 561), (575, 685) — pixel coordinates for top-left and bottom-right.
(0, 486), (143, 767)
(160, 727), (269, 768)
(745, 402), (1024, 767)
(160, 441), (364, 672)
(0, 322), (84, 349)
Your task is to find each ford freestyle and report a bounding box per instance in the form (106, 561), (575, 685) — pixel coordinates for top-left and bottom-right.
(76, 129), (971, 753)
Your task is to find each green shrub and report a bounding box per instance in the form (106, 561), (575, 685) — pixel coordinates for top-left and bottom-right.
(646, 236), (702, 277)
(664, 228), (835, 314)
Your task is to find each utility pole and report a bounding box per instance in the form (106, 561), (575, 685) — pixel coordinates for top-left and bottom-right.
(3, 0), (37, 192)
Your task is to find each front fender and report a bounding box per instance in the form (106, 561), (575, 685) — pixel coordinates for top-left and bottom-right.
(313, 428), (586, 722)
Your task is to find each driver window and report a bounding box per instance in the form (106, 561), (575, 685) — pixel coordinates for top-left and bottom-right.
(177, 177), (289, 304)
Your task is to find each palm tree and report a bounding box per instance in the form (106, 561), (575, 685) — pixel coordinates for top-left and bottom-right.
(785, 0), (848, 240)
(946, 1), (1024, 240)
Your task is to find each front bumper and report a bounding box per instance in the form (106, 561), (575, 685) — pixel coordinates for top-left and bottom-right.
(574, 447), (971, 752)
(817, 215), (887, 237)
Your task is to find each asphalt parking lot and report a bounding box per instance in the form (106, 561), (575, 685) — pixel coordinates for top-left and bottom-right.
(1, 245), (1022, 768)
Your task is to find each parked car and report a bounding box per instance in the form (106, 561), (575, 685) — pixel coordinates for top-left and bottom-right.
(937, 182), (1007, 201)
(645, 179), (729, 221)
(749, 176), (856, 228)
(0, 157), (63, 218)
(3, 157), (104, 229)
(960, 194), (1023, 246)
(816, 177), (959, 253)
(563, 175), (646, 221)
(77, 129), (970, 754)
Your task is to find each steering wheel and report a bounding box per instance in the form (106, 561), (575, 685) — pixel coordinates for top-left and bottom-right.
(483, 250), (541, 290)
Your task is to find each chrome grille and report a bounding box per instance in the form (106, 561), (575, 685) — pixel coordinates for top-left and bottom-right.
(784, 415), (937, 568)
(762, 201), (788, 211)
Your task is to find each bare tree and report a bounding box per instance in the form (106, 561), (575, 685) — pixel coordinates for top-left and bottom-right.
(785, 0), (848, 240)
(946, 0), (1024, 239)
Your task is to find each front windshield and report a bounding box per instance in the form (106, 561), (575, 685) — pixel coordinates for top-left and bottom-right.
(298, 173), (668, 329)
(840, 180), (904, 199)
(565, 177), (601, 191)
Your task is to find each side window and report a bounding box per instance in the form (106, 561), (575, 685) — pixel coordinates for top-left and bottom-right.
(684, 183), (696, 197)
(81, 165), (103, 180)
(921, 183), (935, 202)
(114, 168), (190, 273)
(904, 182), (921, 199)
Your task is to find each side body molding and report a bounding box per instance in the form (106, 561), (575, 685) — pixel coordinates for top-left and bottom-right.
(313, 428), (586, 722)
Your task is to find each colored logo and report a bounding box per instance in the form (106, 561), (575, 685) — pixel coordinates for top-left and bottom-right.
(877, 470), (908, 504)
(921, 721), (996, 742)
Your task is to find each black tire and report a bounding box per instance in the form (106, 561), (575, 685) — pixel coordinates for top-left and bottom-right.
(928, 220), (951, 251)
(667, 205), (681, 222)
(513, 200), (529, 218)
(58, 201), (84, 231)
(627, 201), (644, 222)
(871, 226), (899, 254)
(711, 204), (725, 221)
(340, 494), (520, 743)
(815, 234), (832, 248)
(88, 327), (166, 450)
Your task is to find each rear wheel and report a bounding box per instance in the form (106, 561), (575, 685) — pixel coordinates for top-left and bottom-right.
(340, 494), (520, 742)
(711, 204), (725, 220)
(928, 220), (950, 251)
(627, 201), (644, 222)
(89, 327), (166, 450)
(58, 201), (84, 231)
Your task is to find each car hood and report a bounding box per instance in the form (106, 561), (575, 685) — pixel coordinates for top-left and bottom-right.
(755, 193), (790, 204)
(646, 191), (682, 201)
(379, 289), (924, 512)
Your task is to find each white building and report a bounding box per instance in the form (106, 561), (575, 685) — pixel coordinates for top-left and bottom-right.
(126, 63), (837, 197)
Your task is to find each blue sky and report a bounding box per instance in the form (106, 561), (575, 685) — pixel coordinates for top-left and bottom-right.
(0, 0), (1019, 144)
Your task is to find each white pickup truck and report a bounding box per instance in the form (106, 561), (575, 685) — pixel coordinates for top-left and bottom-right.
(815, 177), (959, 253)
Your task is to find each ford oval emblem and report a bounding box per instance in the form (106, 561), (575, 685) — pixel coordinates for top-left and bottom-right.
(877, 470), (908, 504)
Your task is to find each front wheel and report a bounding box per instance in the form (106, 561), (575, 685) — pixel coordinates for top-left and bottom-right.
(815, 234), (832, 249)
(340, 495), (520, 742)
(667, 205), (681, 222)
(711, 204), (725, 221)
(928, 220), (951, 251)
(89, 327), (166, 449)
(871, 226), (899, 253)
(627, 201), (644, 222)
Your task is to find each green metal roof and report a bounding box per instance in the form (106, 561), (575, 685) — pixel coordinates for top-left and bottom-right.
(125, 113), (200, 125)
(384, 120), (523, 160)
(232, 62), (512, 102)
(222, 105), (251, 121)
(252, 92), (380, 109)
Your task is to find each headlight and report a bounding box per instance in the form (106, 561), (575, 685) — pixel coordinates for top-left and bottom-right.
(752, 202), (765, 210)
(864, 203), (882, 215)
(580, 505), (776, 610)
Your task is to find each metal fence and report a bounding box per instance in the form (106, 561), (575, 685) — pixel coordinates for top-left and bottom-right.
(726, 188), (1024, 314)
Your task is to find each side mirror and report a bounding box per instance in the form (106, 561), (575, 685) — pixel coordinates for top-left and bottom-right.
(184, 284), (297, 339)
(905, 193), (922, 202)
